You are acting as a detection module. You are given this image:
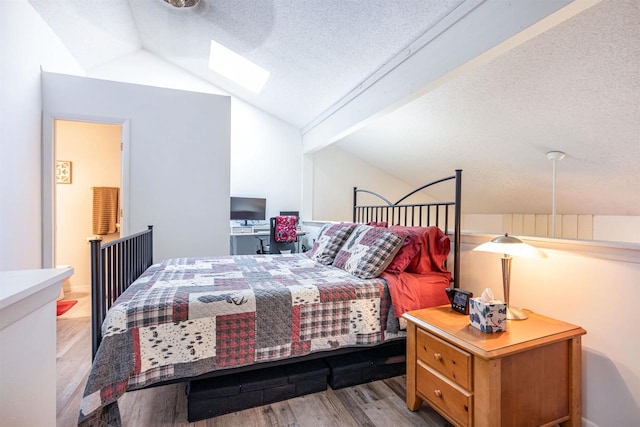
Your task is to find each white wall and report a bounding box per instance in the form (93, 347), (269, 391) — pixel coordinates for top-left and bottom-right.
(0, 2), (301, 272)
(311, 144), (420, 221)
(461, 234), (640, 426)
(42, 72), (231, 261)
(89, 50), (303, 223)
(593, 215), (640, 243)
(229, 102), (302, 221)
(0, 0), (84, 271)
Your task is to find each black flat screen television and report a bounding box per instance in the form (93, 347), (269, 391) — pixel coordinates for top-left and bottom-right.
(230, 197), (266, 226)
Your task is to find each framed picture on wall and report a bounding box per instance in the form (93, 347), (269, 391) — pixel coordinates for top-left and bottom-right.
(56, 160), (72, 184)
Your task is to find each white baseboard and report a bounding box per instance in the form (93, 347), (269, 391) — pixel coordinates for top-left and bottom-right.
(583, 418), (599, 427)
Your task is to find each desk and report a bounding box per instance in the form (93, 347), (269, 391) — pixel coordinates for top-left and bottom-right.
(229, 229), (307, 255)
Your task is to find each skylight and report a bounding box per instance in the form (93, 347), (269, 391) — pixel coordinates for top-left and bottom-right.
(208, 40), (270, 93)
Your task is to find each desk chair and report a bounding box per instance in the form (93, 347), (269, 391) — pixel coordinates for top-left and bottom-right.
(269, 216), (297, 254)
(256, 236), (269, 254)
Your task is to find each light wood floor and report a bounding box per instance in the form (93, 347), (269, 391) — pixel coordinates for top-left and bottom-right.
(57, 289), (92, 320)
(56, 314), (452, 427)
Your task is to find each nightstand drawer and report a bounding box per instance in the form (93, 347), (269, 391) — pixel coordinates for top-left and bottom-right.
(416, 362), (472, 427)
(416, 328), (471, 389)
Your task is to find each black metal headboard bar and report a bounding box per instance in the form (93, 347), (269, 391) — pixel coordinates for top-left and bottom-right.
(393, 174), (459, 205)
(454, 169), (462, 286)
(90, 225), (154, 360)
(352, 170), (462, 288)
(354, 202), (454, 228)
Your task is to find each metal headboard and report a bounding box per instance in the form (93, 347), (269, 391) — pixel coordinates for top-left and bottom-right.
(352, 169), (462, 288)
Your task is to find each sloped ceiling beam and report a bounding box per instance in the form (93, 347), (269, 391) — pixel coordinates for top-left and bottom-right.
(302, 0), (600, 154)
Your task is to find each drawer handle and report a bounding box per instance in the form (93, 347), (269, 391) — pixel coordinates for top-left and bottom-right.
(434, 389), (443, 398)
(433, 353), (442, 361)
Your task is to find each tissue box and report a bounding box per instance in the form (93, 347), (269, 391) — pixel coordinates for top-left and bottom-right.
(469, 298), (507, 333)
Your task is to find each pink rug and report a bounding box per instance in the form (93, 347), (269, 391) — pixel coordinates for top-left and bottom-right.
(56, 300), (77, 316)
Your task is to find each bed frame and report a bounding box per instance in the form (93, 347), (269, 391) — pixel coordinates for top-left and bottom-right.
(89, 169), (462, 368)
(353, 169), (461, 289)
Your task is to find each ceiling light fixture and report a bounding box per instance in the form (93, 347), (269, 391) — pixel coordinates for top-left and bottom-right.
(208, 40), (270, 93)
(164, 0), (200, 7)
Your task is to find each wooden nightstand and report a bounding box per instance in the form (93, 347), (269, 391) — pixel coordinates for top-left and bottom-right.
(403, 305), (586, 427)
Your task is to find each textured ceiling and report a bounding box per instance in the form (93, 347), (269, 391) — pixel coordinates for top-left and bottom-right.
(336, 0), (640, 216)
(131, 0), (468, 128)
(30, 0), (465, 129)
(28, 0), (639, 217)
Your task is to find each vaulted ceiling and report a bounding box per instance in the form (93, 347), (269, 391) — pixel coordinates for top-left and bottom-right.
(28, 0), (639, 216)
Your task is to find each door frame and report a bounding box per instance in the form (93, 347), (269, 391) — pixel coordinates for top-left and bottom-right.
(41, 111), (130, 268)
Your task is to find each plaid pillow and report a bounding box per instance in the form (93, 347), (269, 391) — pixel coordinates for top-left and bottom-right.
(305, 222), (357, 265)
(333, 225), (406, 279)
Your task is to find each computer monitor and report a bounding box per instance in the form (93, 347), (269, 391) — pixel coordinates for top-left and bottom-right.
(230, 197), (266, 226)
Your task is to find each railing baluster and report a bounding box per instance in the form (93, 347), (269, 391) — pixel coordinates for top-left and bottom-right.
(91, 227), (154, 360)
(106, 247), (112, 306)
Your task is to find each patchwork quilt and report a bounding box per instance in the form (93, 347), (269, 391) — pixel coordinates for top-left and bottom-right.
(78, 254), (402, 426)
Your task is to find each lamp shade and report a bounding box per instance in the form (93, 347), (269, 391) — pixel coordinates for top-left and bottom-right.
(473, 233), (545, 320)
(473, 234), (545, 259)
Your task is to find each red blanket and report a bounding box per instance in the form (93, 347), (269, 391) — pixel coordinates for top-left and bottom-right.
(389, 225), (450, 274)
(383, 225), (452, 316)
(274, 215), (297, 242)
(381, 270), (450, 317)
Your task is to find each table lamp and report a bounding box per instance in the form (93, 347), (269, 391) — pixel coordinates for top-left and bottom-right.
(473, 234), (544, 320)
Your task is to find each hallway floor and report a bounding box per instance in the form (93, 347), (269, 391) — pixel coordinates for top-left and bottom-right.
(57, 289), (91, 319)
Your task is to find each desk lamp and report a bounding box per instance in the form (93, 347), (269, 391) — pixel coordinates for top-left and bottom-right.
(473, 234), (544, 320)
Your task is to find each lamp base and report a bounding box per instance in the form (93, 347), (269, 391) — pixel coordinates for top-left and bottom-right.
(506, 306), (528, 320)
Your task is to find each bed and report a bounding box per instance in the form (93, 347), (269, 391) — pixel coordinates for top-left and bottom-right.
(79, 170), (462, 426)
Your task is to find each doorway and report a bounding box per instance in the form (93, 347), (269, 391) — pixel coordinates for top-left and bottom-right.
(54, 119), (122, 304)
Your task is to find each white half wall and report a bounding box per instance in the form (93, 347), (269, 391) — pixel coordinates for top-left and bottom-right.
(593, 215), (640, 243)
(42, 72), (231, 261)
(461, 213), (640, 244)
